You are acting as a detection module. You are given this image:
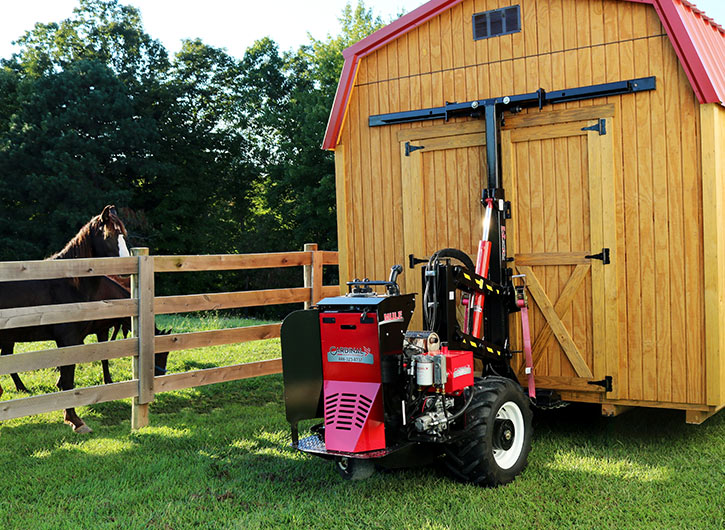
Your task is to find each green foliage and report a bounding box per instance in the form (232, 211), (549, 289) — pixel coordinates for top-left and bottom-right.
(0, 60), (139, 258)
(251, 2), (386, 253)
(11, 0), (169, 84)
(0, 0), (249, 267)
(306, 1), (385, 93)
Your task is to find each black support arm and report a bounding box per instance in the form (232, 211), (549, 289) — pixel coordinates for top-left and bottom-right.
(368, 77), (656, 127)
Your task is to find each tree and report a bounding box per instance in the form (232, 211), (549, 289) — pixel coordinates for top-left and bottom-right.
(248, 2), (386, 253)
(305, 2), (385, 94)
(10, 0), (169, 85)
(0, 60), (142, 259)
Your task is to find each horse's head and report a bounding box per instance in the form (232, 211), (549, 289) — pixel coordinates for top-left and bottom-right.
(91, 205), (130, 258)
(50, 205), (131, 260)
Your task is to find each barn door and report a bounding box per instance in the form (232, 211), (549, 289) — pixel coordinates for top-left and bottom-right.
(502, 108), (619, 396)
(399, 121), (487, 329)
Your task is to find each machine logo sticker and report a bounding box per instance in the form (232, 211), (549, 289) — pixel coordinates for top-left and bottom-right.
(453, 366), (472, 378)
(383, 310), (404, 322)
(327, 346), (374, 364)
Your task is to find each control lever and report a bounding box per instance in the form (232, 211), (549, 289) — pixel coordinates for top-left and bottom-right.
(387, 264), (403, 295)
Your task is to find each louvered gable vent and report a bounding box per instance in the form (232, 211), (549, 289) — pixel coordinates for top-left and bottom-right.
(473, 5), (521, 40)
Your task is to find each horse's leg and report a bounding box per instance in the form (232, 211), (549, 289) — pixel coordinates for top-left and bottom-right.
(56, 334), (92, 433)
(56, 362), (91, 433)
(101, 326), (119, 385)
(97, 332), (112, 385)
(102, 359), (112, 384)
(1, 343), (30, 393)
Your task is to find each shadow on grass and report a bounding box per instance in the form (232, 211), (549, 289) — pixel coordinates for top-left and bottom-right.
(532, 401), (716, 444)
(176, 360), (219, 372)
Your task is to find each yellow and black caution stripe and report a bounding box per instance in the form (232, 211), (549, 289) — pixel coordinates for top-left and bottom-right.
(456, 267), (506, 297)
(456, 331), (509, 361)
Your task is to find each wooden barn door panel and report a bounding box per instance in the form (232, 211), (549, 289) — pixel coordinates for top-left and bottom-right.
(503, 115), (619, 396)
(399, 122), (486, 329)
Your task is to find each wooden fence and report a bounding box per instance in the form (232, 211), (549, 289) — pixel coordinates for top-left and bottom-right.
(0, 243), (339, 429)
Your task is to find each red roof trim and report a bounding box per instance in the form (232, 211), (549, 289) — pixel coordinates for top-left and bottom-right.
(651, 0), (721, 103)
(323, 56), (359, 153)
(322, 0), (725, 151)
(322, 0), (464, 150)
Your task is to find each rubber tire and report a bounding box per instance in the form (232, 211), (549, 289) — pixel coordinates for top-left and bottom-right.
(444, 376), (533, 487)
(335, 457), (375, 481)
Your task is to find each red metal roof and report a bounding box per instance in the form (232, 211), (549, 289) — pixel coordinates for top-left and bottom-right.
(322, 0), (725, 150)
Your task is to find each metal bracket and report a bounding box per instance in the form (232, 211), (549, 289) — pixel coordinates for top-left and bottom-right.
(454, 330), (510, 361)
(587, 376), (613, 392)
(581, 118), (607, 135)
(585, 248), (610, 265)
(408, 254), (429, 269)
(405, 142), (425, 156)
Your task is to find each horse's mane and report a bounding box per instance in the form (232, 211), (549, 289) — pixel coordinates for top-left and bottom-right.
(49, 217), (97, 260)
(49, 210), (127, 260)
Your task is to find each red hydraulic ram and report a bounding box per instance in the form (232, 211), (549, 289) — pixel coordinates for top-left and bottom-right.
(471, 198), (494, 339)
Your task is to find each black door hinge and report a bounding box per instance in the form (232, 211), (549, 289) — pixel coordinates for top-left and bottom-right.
(585, 248), (610, 265)
(405, 142), (425, 156)
(581, 118), (607, 135)
(587, 376), (613, 392)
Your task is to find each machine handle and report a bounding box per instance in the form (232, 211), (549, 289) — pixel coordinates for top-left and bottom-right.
(387, 264), (403, 295)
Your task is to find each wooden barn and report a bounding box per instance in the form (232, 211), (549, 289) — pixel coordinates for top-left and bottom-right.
(323, 0), (725, 422)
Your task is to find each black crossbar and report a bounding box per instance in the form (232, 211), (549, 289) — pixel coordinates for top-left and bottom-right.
(369, 76), (656, 127)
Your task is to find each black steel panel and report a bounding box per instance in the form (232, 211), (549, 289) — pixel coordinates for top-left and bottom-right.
(281, 309), (323, 426)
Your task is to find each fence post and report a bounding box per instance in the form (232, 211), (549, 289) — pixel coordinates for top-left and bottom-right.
(131, 247), (155, 430)
(303, 243), (318, 309)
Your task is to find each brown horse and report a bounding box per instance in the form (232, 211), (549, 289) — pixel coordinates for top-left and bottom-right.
(3, 274), (171, 389)
(0, 205), (130, 432)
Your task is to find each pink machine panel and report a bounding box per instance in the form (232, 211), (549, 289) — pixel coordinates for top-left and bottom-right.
(320, 312), (386, 452)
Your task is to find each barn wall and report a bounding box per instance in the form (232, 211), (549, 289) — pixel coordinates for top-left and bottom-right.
(335, 0), (706, 406)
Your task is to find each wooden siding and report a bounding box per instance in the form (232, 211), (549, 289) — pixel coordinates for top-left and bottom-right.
(336, 0), (706, 406)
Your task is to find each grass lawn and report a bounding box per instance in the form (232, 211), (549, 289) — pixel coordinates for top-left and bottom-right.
(1, 314), (724, 529)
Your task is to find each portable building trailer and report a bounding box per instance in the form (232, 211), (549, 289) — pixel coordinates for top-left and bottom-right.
(323, 0), (725, 423)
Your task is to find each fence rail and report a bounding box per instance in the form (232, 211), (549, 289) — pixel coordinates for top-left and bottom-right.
(0, 299), (137, 330)
(0, 245), (339, 427)
(0, 256), (139, 280)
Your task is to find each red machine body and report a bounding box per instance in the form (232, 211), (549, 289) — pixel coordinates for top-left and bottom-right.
(319, 312), (386, 453)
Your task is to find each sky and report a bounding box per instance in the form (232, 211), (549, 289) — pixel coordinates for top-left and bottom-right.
(0, 0), (424, 60)
(1, 0), (724, 61)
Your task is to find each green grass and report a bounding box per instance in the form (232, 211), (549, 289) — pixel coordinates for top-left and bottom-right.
(1, 315), (724, 529)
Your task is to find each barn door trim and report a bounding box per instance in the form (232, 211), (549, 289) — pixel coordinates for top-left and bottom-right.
(399, 127), (487, 325)
(504, 114), (619, 395)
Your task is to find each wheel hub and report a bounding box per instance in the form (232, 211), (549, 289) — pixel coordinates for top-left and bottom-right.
(493, 418), (515, 451)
